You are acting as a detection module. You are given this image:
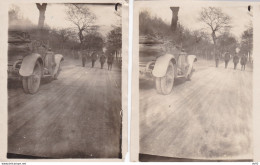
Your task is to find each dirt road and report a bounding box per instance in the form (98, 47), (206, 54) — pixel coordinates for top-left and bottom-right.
(8, 58), (122, 158)
(139, 60), (253, 160)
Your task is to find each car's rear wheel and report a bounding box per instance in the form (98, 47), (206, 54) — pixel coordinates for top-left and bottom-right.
(155, 62), (175, 95)
(22, 61), (42, 94)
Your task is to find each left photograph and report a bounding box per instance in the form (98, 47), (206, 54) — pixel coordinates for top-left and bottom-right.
(7, 3), (123, 159)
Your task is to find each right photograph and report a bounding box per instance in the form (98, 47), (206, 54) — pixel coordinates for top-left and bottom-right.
(137, 2), (253, 162)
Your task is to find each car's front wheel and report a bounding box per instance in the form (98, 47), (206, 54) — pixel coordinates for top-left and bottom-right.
(22, 61), (42, 94)
(155, 62), (175, 95)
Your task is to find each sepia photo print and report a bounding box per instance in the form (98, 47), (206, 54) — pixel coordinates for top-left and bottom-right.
(137, 2), (253, 162)
(6, 2), (124, 159)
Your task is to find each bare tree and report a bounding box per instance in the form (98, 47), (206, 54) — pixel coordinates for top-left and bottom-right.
(66, 4), (96, 47)
(107, 26), (122, 62)
(192, 30), (208, 54)
(83, 32), (104, 52)
(218, 32), (238, 54)
(240, 25), (253, 60)
(170, 7), (180, 32)
(36, 3), (47, 29)
(52, 28), (74, 50)
(192, 30), (206, 43)
(199, 7), (231, 47)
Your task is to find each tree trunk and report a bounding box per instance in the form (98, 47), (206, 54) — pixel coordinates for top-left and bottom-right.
(38, 12), (45, 28)
(36, 3), (47, 29)
(211, 31), (217, 61)
(170, 7), (180, 32)
(78, 29), (84, 49)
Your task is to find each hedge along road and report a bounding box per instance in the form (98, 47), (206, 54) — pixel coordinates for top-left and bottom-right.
(8, 57), (122, 158)
(139, 60), (253, 160)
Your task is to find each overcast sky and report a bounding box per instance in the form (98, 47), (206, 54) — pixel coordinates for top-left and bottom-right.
(140, 5), (252, 40)
(12, 3), (121, 36)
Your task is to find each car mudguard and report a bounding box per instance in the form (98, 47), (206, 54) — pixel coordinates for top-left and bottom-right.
(53, 54), (64, 75)
(19, 53), (43, 77)
(185, 55), (197, 77)
(152, 54), (176, 78)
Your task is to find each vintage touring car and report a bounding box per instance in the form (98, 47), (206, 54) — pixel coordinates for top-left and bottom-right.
(139, 36), (197, 95)
(8, 31), (64, 94)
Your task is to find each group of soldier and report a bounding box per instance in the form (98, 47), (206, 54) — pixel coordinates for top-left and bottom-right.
(215, 51), (248, 71)
(79, 51), (114, 71)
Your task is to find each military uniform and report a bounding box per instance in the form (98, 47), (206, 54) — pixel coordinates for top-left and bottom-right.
(233, 54), (239, 70)
(100, 53), (106, 69)
(91, 52), (97, 68)
(224, 52), (230, 69)
(240, 55), (247, 71)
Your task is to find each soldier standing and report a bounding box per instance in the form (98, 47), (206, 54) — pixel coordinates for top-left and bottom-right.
(240, 54), (248, 71)
(233, 53), (239, 70)
(224, 51), (231, 69)
(99, 52), (106, 69)
(91, 51), (97, 68)
(107, 53), (114, 71)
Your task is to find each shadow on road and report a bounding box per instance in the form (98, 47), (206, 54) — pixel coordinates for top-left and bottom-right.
(139, 79), (154, 90)
(139, 77), (187, 91)
(8, 80), (22, 89)
(8, 78), (55, 91)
